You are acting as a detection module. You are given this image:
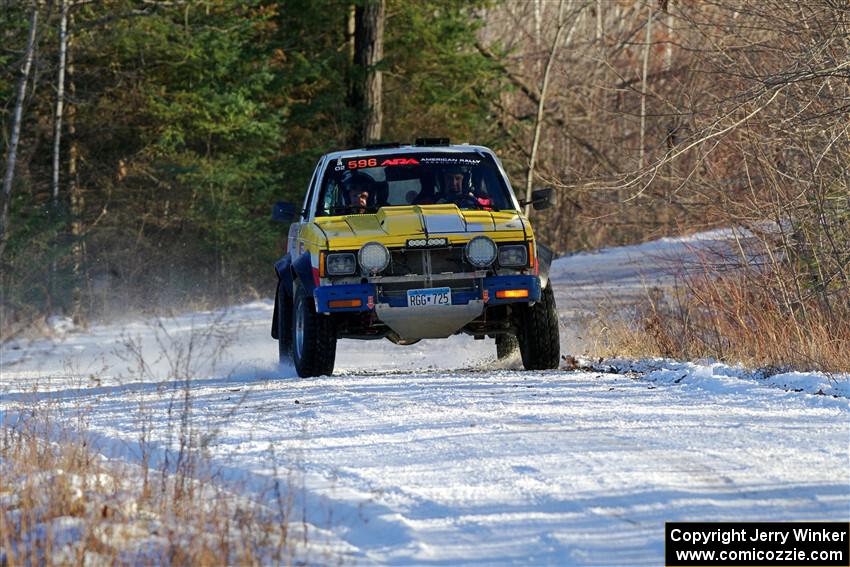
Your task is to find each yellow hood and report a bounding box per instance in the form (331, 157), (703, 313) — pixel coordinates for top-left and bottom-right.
(314, 205), (529, 250)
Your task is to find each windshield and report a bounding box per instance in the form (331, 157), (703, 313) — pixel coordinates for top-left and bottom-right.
(315, 152), (515, 216)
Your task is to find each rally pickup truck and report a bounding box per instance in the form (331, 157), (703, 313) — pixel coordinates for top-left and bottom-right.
(271, 140), (560, 377)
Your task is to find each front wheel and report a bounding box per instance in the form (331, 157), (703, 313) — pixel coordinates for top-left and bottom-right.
(291, 284), (337, 377)
(517, 284), (560, 370)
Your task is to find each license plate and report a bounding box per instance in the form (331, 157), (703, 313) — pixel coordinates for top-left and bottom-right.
(407, 287), (452, 308)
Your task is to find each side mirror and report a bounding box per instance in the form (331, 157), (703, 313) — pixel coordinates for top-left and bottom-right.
(272, 201), (297, 222)
(521, 187), (554, 210)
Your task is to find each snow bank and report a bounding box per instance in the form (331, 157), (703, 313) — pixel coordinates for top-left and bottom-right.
(594, 358), (850, 400)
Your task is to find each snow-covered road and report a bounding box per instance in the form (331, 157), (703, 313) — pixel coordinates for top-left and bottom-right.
(2, 230), (848, 565)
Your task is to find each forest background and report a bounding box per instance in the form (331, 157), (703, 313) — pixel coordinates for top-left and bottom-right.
(2, 0), (848, 370)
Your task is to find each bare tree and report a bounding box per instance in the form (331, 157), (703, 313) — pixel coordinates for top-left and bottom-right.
(524, 1), (584, 216)
(0, 0), (39, 259)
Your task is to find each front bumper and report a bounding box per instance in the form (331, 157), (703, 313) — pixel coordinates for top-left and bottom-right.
(313, 274), (541, 313)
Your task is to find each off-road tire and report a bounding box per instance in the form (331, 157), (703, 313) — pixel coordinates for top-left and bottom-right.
(496, 333), (519, 360)
(276, 281), (293, 365)
(517, 284), (560, 370)
(291, 283), (337, 377)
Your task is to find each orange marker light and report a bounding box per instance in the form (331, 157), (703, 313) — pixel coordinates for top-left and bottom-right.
(319, 252), (326, 278)
(496, 289), (529, 299)
(329, 299), (362, 309)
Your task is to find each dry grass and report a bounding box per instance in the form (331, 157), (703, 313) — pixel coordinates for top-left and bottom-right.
(593, 269), (850, 374)
(0, 316), (334, 566)
(0, 413), (305, 566)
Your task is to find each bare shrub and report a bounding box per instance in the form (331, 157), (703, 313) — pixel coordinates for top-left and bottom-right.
(1, 414), (307, 565)
(595, 266), (850, 373)
(0, 313), (323, 565)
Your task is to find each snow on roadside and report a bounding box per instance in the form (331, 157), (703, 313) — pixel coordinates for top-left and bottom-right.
(593, 358), (850, 400)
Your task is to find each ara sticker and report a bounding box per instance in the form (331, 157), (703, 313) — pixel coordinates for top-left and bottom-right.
(380, 158), (419, 166)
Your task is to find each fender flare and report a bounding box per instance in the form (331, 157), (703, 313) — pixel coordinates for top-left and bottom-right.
(291, 252), (317, 296)
(537, 242), (555, 290)
(274, 254), (295, 297)
(272, 253), (316, 339)
(275, 252), (317, 296)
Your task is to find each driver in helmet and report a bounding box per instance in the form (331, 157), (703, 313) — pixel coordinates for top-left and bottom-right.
(341, 170), (373, 214)
(437, 166), (493, 210)
(438, 166), (472, 204)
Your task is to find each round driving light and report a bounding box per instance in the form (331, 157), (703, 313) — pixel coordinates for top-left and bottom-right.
(465, 236), (497, 268)
(358, 242), (390, 274)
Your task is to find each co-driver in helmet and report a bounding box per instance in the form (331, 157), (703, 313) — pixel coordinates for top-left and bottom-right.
(341, 170), (374, 214)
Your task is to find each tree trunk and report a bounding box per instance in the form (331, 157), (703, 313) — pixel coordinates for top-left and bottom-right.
(639, 5), (653, 169)
(0, 0), (39, 259)
(67, 17), (84, 321)
(596, 0), (603, 43)
(664, 9), (673, 73)
(52, 0), (69, 207)
(49, 0), (70, 306)
(534, 0), (541, 75)
(352, 0), (384, 145)
(347, 3), (356, 60)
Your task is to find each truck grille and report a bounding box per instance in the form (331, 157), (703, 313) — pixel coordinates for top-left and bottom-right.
(386, 247), (474, 277)
(379, 278), (478, 299)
